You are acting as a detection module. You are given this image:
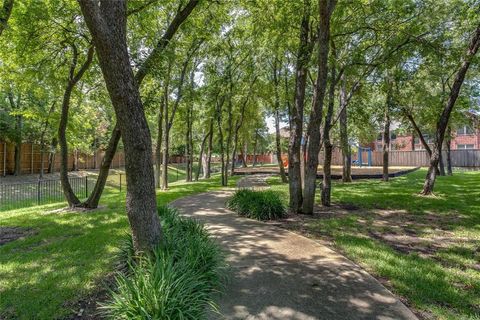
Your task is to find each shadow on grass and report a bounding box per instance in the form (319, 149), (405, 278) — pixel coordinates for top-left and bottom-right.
(0, 175), (239, 319)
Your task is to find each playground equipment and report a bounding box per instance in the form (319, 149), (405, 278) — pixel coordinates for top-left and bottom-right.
(353, 146), (372, 167)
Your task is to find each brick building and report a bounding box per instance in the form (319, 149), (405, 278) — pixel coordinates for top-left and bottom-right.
(372, 124), (480, 151)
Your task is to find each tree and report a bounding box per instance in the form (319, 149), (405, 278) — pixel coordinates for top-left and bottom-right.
(78, 0), (163, 253)
(58, 43), (94, 207)
(303, 0), (336, 212)
(288, 0), (313, 213)
(421, 24), (480, 195)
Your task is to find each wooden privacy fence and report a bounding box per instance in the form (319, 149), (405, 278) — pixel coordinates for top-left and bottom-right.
(0, 141), (126, 176)
(323, 148), (480, 167)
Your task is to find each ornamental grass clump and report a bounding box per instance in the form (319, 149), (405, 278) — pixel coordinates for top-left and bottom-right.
(101, 205), (226, 319)
(227, 189), (287, 221)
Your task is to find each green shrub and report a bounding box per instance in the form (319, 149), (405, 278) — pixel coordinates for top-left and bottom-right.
(100, 205), (226, 319)
(227, 189), (287, 221)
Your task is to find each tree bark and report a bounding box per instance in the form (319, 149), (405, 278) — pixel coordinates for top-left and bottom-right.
(421, 24), (480, 195)
(47, 137), (57, 174)
(321, 47), (337, 207)
(204, 119), (214, 179)
(185, 102), (193, 182)
(275, 108), (288, 183)
(241, 143), (248, 167)
(445, 126), (453, 175)
(303, 0), (335, 213)
(161, 91), (170, 190)
(58, 44), (94, 207)
(230, 78), (255, 176)
(288, 0), (312, 213)
(339, 75), (351, 182)
(155, 95), (164, 188)
(39, 102), (55, 179)
(382, 84), (392, 182)
(196, 126), (210, 181)
(252, 129), (258, 167)
(272, 58), (288, 183)
(82, 126), (121, 208)
(216, 96), (226, 186)
(438, 146), (446, 176)
(78, 0), (163, 253)
(13, 114), (22, 176)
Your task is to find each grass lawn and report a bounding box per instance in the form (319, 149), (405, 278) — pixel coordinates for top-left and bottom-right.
(269, 169), (480, 320)
(0, 174), (239, 319)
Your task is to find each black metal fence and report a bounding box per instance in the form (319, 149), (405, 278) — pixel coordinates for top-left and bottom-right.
(0, 176), (96, 210)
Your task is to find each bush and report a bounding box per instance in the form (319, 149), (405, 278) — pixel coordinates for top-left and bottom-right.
(100, 205), (226, 320)
(227, 189), (287, 221)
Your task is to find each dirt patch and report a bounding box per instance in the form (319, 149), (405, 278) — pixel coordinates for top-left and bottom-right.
(62, 275), (115, 320)
(0, 227), (37, 246)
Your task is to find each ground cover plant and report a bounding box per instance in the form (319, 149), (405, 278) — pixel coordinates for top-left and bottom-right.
(227, 189), (287, 221)
(0, 174), (240, 319)
(100, 206), (226, 319)
(268, 169), (480, 320)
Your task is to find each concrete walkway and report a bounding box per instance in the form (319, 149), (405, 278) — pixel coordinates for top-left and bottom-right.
(171, 181), (417, 320)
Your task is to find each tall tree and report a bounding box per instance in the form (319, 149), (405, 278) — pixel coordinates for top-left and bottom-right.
(78, 0), (163, 253)
(421, 24), (480, 195)
(288, 0), (312, 213)
(58, 43), (94, 207)
(302, 0), (337, 213)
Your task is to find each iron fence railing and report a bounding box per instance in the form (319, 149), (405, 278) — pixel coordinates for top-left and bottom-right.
(0, 176), (95, 210)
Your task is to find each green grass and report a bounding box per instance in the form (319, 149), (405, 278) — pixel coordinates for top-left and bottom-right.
(0, 174), (239, 320)
(268, 170), (480, 320)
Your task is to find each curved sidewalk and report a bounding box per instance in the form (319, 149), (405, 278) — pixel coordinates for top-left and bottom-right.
(171, 189), (417, 320)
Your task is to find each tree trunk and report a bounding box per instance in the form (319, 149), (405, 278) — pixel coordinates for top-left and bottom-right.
(47, 137), (57, 174)
(320, 47), (336, 207)
(275, 108), (288, 183)
(303, 0), (335, 213)
(8, 93), (22, 176)
(204, 119), (213, 179)
(155, 97), (164, 188)
(230, 130), (239, 175)
(13, 115), (21, 176)
(161, 107), (169, 190)
(241, 143), (248, 168)
(79, 0), (163, 253)
(82, 126), (121, 208)
(58, 44), (94, 207)
(439, 146), (446, 176)
(216, 96), (226, 186)
(185, 103), (193, 182)
(445, 127), (453, 175)
(339, 75), (351, 182)
(224, 98), (233, 183)
(39, 102), (55, 179)
(422, 23), (480, 195)
(411, 131), (415, 151)
(252, 130), (258, 167)
(288, 0), (312, 213)
(382, 92), (391, 182)
(196, 127), (210, 181)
